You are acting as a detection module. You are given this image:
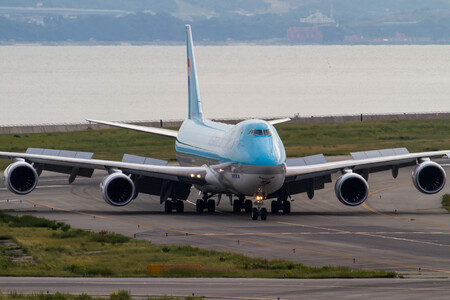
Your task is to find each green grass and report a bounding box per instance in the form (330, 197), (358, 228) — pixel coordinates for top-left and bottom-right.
(0, 290), (202, 300)
(277, 119), (450, 157)
(0, 212), (395, 279)
(442, 194), (450, 212)
(0, 128), (175, 170)
(1, 119), (449, 170)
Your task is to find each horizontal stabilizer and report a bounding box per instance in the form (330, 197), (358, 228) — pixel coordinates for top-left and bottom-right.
(286, 154), (327, 167)
(351, 148), (409, 160)
(122, 154), (168, 166)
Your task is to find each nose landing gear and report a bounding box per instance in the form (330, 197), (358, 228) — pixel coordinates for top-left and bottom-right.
(251, 206), (267, 220)
(251, 190), (267, 221)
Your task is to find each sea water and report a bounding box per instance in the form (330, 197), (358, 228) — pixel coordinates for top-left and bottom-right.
(1, 45), (449, 125)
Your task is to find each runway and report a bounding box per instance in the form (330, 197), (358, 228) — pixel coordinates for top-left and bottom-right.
(1, 165), (450, 298)
(0, 277), (449, 300)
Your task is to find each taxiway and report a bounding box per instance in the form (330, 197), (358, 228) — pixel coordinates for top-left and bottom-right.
(1, 165), (450, 298)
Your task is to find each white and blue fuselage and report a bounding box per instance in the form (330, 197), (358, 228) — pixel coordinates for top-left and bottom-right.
(175, 118), (286, 198)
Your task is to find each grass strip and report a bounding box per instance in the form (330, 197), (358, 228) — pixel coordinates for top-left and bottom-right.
(0, 212), (395, 278)
(442, 194), (450, 212)
(277, 119), (450, 157)
(0, 290), (201, 300)
(0, 119), (449, 170)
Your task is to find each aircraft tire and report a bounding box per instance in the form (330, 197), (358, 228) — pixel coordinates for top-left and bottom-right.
(245, 200), (253, 213)
(261, 208), (267, 220)
(271, 201), (279, 214)
(207, 199), (215, 213)
(283, 201), (291, 214)
(164, 201), (173, 213)
(176, 200), (184, 213)
(251, 208), (258, 220)
(196, 199), (204, 212)
(233, 199), (242, 213)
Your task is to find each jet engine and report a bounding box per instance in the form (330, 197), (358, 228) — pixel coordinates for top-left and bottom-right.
(335, 172), (369, 206)
(3, 161), (38, 195)
(100, 173), (135, 206)
(412, 160), (446, 194)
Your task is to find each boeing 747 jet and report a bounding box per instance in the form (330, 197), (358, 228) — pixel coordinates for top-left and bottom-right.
(1, 25), (449, 220)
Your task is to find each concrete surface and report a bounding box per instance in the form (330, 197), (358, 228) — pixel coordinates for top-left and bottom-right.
(1, 164), (450, 298)
(0, 277), (449, 300)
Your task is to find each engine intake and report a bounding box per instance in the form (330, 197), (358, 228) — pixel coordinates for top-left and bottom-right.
(335, 172), (369, 206)
(412, 161), (446, 194)
(101, 173), (135, 206)
(4, 161), (38, 195)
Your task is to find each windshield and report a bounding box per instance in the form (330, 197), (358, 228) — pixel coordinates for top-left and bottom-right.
(248, 129), (272, 136)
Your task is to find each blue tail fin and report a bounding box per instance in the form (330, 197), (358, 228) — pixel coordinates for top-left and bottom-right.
(186, 25), (205, 122)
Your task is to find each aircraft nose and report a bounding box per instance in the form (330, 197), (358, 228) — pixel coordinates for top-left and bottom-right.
(246, 137), (285, 166)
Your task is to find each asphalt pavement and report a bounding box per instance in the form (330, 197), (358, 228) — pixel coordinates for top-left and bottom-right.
(1, 165), (450, 299)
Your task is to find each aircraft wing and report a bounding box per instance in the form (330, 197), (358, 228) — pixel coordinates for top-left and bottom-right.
(0, 148), (205, 204)
(0, 150), (205, 182)
(268, 118), (291, 125)
(286, 149), (450, 178)
(87, 119), (178, 139)
(282, 148), (450, 199)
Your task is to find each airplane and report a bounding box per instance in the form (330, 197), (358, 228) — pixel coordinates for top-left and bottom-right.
(1, 25), (449, 220)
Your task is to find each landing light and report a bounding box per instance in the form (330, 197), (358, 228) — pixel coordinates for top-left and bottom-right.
(190, 173), (195, 178)
(196, 174), (201, 178)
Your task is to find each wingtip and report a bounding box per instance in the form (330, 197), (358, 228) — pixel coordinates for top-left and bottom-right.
(86, 118), (100, 124)
(268, 118), (291, 125)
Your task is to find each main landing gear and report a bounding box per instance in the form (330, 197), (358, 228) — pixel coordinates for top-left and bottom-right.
(270, 193), (291, 214)
(196, 193), (216, 213)
(270, 200), (291, 214)
(232, 196), (253, 213)
(164, 199), (184, 213)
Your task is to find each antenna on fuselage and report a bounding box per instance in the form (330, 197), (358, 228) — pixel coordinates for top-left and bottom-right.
(186, 24), (205, 122)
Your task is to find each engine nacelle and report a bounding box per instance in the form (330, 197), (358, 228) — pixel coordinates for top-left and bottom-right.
(100, 173), (135, 206)
(335, 172), (369, 206)
(4, 161), (38, 195)
(412, 161), (446, 194)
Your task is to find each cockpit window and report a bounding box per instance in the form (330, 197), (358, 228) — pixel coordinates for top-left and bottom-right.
(248, 129), (272, 136)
